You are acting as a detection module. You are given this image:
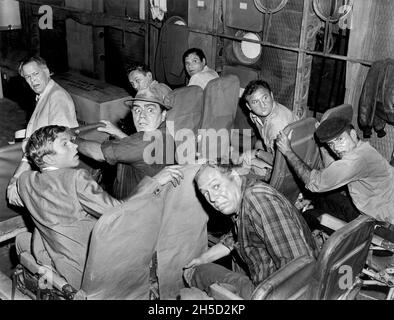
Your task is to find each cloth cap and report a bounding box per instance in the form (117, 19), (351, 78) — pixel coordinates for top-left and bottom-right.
(315, 116), (351, 143)
(124, 85), (172, 110)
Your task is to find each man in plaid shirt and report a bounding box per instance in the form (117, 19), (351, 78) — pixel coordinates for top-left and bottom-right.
(184, 162), (318, 299)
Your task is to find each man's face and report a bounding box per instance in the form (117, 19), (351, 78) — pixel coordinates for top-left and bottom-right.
(131, 101), (166, 132)
(326, 130), (357, 158)
(128, 70), (152, 92)
(45, 132), (79, 169)
(21, 61), (51, 95)
(196, 167), (242, 215)
(184, 53), (206, 77)
(246, 87), (274, 118)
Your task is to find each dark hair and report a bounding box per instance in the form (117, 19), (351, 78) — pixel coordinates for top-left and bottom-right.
(242, 80), (272, 102)
(182, 48), (206, 64)
(25, 125), (68, 169)
(127, 63), (152, 77)
(18, 56), (48, 76)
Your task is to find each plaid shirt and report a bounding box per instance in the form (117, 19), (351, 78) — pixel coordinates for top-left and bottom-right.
(220, 177), (318, 286)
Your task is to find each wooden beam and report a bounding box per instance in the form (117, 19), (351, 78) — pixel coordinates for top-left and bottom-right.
(18, 0), (153, 36)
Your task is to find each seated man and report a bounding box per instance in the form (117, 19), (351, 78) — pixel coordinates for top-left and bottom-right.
(15, 125), (183, 289)
(183, 48), (219, 89)
(183, 162), (317, 299)
(76, 86), (174, 199)
(238, 80), (298, 180)
(276, 116), (394, 225)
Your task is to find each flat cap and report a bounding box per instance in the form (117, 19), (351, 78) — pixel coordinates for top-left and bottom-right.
(315, 116), (351, 143)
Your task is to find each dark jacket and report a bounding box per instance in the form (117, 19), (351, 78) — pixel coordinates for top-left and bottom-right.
(358, 59), (394, 138)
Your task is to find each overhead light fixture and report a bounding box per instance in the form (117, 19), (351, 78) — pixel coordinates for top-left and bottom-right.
(0, 0), (21, 30)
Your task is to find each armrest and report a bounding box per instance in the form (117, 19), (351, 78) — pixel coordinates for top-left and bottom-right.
(318, 213), (394, 253)
(251, 255), (315, 300)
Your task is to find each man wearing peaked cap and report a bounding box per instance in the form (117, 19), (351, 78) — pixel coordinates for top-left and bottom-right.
(76, 86), (175, 199)
(276, 115), (394, 225)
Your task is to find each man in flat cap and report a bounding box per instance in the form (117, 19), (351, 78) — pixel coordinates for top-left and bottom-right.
(76, 86), (175, 199)
(276, 116), (394, 225)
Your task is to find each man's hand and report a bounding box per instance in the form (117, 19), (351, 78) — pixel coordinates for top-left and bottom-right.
(184, 255), (206, 270)
(97, 120), (128, 139)
(153, 165), (184, 187)
(276, 130), (293, 156)
(7, 177), (24, 207)
(238, 149), (257, 168)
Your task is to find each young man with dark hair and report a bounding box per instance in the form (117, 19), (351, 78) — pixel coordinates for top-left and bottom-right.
(238, 79), (298, 179)
(183, 47), (219, 89)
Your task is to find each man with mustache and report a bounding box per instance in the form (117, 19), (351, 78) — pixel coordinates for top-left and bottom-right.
(184, 162), (317, 299)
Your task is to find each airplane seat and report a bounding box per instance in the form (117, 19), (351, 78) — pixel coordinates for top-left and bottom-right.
(208, 214), (376, 300)
(80, 164), (207, 300)
(198, 74), (240, 161)
(269, 117), (322, 204)
(0, 143), (28, 244)
(11, 165), (208, 300)
(165, 85), (204, 163)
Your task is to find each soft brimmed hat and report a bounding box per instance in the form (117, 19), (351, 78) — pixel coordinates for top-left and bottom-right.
(124, 85), (172, 110)
(315, 116), (352, 143)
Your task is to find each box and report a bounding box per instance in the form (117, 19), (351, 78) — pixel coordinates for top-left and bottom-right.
(54, 72), (131, 142)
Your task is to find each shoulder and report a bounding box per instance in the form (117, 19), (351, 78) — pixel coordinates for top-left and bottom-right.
(49, 82), (74, 103)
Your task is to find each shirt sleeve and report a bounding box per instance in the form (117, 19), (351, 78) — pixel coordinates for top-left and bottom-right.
(307, 155), (367, 192)
(75, 169), (123, 218)
(101, 129), (165, 165)
(47, 90), (79, 128)
(245, 190), (313, 271)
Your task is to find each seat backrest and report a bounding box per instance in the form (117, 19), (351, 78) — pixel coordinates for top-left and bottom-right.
(0, 143), (27, 243)
(198, 75), (240, 160)
(321, 104), (353, 123)
(269, 117), (321, 204)
(250, 254), (315, 300)
(165, 85), (204, 162)
(81, 165), (208, 300)
(309, 214), (375, 300)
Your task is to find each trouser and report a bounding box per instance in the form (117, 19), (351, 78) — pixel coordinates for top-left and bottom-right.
(190, 263), (255, 299)
(15, 229), (53, 268)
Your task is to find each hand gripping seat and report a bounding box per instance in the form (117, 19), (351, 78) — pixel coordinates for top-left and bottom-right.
(269, 117), (321, 204)
(210, 214), (376, 300)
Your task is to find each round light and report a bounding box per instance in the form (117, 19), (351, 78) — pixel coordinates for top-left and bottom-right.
(240, 33), (261, 60)
(232, 31), (262, 65)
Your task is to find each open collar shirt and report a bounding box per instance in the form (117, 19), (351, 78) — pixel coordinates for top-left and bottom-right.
(220, 177), (317, 285)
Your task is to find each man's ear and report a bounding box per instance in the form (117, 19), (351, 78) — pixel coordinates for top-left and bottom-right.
(350, 128), (358, 141)
(147, 71), (153, 81)
(161, 110), (167, 122)
(42, 153), (55, 166)
(202, 58), (207, 66)
(42, 66), (51, 78)
(270, 92), (274, 100)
